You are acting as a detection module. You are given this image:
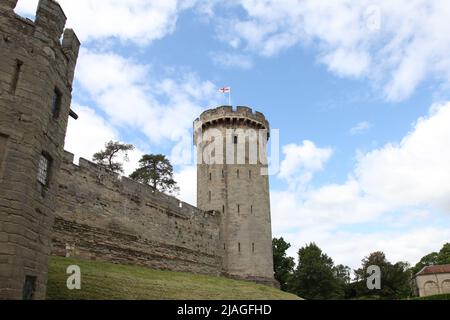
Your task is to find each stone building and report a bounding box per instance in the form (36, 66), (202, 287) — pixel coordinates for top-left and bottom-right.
(413, 264), (450, 297)
(0, 0), (79, 299)
(0, 0), (277, 300)
(194, 106), (277, 287)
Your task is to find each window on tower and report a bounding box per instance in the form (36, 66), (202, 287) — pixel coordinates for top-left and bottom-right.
(51, 87), (62, 119)
(37, 152), (51, 187)
(233, 135), (238, 144)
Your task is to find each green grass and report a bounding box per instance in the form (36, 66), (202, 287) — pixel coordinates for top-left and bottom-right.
(411, 294), (450, 300)
(47, 256), (301, 300)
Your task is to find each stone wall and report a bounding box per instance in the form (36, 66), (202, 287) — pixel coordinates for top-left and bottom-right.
(415, 273), (450, 297)
(0, 0), (79, 299)
(52, 151), (223, 276)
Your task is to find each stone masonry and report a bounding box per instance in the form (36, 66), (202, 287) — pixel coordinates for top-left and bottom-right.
(0, 0), (79, 299)
(52, 151), (222, 276)
(194, 106), (278, 287)
(1, 0), (277, 300)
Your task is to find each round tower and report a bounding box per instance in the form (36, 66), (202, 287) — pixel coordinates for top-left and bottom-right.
(0, 0), (79, 299)
(194, 106), (277, 287)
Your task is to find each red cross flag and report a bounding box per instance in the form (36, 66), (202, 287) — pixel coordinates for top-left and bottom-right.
(219, 87), (231, 93)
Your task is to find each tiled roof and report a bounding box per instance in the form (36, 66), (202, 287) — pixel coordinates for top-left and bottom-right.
(416, 264), (450, 276)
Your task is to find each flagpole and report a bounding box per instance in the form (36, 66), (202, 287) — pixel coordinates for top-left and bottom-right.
(229, 90), (232, 106)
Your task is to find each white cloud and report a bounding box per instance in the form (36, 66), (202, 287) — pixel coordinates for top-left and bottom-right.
(64, 104), (143, 176)
(272, 101), (450, 268)
(210, 52), (254, 69)
(212, 0), (450, 101)
(75, 49), (219, 147)
(278, 140), (332, 190)
(350, 121), (372, 135)
(174, 165), (197, 205)
(279, 226), (450, 269)
(15, 0), (196, 44)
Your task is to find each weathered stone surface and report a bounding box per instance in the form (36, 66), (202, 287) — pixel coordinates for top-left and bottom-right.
(52, 152), (223, 276)
(0, 0), (79, 300)
(194, 106), (278, 287)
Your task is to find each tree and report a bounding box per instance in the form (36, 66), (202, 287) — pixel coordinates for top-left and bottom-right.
(290, 243), (342, 299)
(353, 251), (411, 299)
(334, 264), (352, 298)
(411, 243), (450, 275)
(272, 238), (295, 292)
(93, 141), (134, 174)
(129, 154), (179, 194)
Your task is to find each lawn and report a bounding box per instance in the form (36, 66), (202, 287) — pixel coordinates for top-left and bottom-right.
(47, 256), (301, 300)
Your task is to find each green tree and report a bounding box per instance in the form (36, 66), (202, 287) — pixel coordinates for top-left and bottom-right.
(291, 243), (341, 299)
(437, 243), (450, 265)
(411, 243), (450, 275)
(93, 141), (134, 174)
(354, 251), (411, 299)
(334, 264), (351, 299)
(129, 154), (179, 194)
(272, 238), (295, 292)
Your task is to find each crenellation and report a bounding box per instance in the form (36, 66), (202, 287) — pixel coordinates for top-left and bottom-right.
(35, 0), (66, 43)
(0, 0), (18, 11)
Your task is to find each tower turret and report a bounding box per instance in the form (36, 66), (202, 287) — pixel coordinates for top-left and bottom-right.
(0, 0), (79, 299)
(194, 106), (277, 287)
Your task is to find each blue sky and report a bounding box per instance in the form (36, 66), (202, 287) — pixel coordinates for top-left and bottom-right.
(17, 1), (450, 269)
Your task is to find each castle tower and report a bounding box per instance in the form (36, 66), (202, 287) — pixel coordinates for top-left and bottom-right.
(0, 0), (79, 299)
(194, 106), (277, 287)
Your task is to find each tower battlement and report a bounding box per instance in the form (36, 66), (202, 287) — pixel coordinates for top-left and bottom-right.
(194, 106), (270, 142)
(0, 0), (80, 86)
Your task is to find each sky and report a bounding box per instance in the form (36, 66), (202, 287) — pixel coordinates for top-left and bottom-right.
(16, 0), (450, 270)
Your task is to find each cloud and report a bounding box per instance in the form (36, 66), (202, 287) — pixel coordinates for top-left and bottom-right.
(64, 104), (143, 176)
(210, 51), (254, 69)
(350, 121), (372, 135)
(75, 48), (219, 146)
(272, 101), (450, 268)
(278, 140), (332, 190)
(15, 0), (197, 44)
(174, 165), (197, 205)
(212, 1), (450, 101)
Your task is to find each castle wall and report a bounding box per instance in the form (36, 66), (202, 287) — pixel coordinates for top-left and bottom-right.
(0, 0), (79, 299)
(52, 151), (223, 276)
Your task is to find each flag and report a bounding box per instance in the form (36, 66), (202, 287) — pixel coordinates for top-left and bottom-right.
(219, 87), (231, 93)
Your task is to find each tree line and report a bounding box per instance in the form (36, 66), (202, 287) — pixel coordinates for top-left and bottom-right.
(92, 141), (179, 194)
(273, 238), (450, 300)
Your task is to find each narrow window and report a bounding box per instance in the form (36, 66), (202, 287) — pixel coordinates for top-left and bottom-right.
(37, 153), (51, 186)
(22, 276), (36, 300)
(237, 169), (240, 178)
(223, 243), (226, 250)
(252, 243), (255, 253)
(250, 205), (253, 214)
(222, 205), (225, 213)
(238, 243), (241, 252)
(208, 191), (212, 202)
(0, 133), (8, 171)
(222, 169), (224, 178)
(233, 135), (238, 144)
(51, 87), (62, 118)
(237, 204), (240, 214)
(209, 172), (212, 181)
(10, 59), (23, 94)
(249, 170), (252, 179)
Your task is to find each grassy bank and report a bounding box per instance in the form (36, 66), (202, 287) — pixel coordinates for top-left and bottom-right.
(47, 256), (301, 300)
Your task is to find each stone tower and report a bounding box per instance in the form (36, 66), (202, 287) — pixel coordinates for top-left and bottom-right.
(194, 106), (277, 287)
(0, 0), (79, 299)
